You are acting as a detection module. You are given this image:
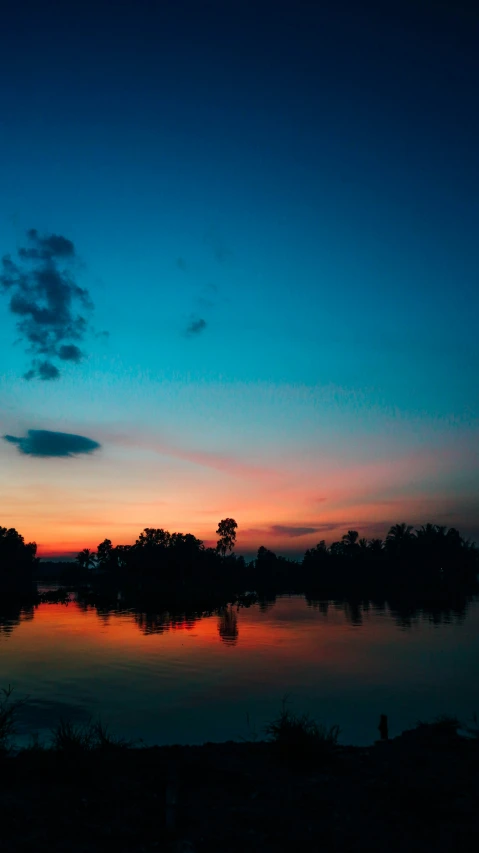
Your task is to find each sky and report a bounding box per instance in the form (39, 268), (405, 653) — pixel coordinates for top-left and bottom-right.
(0, 0), (478, 558)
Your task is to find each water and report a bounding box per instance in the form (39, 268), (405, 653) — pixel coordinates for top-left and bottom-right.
(1, 593), (478, 747)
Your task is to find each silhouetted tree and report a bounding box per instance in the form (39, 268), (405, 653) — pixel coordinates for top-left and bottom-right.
(303, 540), (328, 563)
(70, 517), (477, 606)
(76, 548), (96, 571)
(96, 538), (114, 570)
(136, 528), (171, 548)
(113, 544), (132, 570)
(385, 523), (415, 555)
(342, 530), (359, 552)
(0, 526), (37, 583)
(216, 518), (237, 557)
(416, 523), (446, 544)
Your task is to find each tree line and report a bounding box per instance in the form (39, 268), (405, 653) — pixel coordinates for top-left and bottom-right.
(73, 519), (478, 594)
(2, 519), (478, 596)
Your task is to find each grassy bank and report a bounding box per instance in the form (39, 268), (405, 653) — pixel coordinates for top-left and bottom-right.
(1, 696), (478, 852)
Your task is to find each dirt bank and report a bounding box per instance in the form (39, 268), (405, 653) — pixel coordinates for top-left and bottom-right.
(1, 724), (478, 852)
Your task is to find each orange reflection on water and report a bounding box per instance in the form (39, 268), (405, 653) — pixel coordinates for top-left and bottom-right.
(1, 594), (477, 747)
(3, 596), (435, 680)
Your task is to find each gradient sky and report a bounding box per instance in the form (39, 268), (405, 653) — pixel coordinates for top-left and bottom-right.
(1, 0), (478, 557)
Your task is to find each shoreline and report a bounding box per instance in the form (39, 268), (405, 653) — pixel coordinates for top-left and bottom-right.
(2, 721), (478, 851)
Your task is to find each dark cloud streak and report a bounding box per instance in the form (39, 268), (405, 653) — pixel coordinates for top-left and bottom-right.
(186, 317), (207, 336)
(58, 344), (83, 362)
(3, 429), (101, 458)
(270, 525), (327, 538)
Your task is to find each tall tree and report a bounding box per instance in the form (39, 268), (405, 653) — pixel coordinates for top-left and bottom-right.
(216, 518), (238, 557)
(96, 538), (113, 569)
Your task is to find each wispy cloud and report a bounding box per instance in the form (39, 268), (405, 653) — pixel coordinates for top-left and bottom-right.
(3, 429), (101, 458)
(204, 226), (234, 265)
(0, 228), (101, 380)
(103, 430), (277, 480)
(184, 283), (219, 335)
(270, 525), (325, 538)
(242, 522), (339, 540)
(186, 316), (207, 336)
(24, 361), (60, 381)
(197, 282), (218, 310)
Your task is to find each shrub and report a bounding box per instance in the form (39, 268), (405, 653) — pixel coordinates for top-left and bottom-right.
(51, 718), (132, 752)
(415, 714), (460, 737)
(51, 719), (96, 752)
(265, 701), (340, 765)
(0, 686), (27, 753)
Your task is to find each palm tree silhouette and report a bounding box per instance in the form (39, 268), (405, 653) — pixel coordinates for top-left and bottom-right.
(385, 523), (414, 554)
(77, 548), (96, 570)
(416, 523), (446, 542)
(342, 530), (359, 553)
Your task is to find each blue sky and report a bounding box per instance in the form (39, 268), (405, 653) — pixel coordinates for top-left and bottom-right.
(1, 0), (478, 555)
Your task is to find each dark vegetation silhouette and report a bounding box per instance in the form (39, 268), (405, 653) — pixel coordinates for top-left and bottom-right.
(73, 518), (477, 636)
(72, 519), (477, 594)
(0, 526), (37, 582)
(265, 699), (341, 766)
(216, 517), (238, 557)
(2, 684), (479, 853)
(1, 519), (478, 638)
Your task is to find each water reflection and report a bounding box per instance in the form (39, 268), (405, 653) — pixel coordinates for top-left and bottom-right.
(134, 610), (198, 635)
(0, 586), (475, 642)
(1, 590), (478, 748)
(306, 594), (471, 630)
(0, 597), (34, 637)
(218, 606), (239, 645)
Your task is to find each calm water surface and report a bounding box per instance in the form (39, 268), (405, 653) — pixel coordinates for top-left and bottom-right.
(1, 594), (478, 746)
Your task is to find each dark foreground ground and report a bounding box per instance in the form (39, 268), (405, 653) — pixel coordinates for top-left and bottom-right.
(1, 724), (478, 853)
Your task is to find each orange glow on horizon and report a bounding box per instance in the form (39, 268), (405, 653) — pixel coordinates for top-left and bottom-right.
(3, 425), (477, 557)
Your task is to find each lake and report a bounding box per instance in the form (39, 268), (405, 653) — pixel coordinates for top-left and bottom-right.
(1, 593), (478, 747)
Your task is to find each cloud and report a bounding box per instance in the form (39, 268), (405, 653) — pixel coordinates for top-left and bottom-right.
(186, 317), (207, 336)
(0, 228), (100, 380)
(204, 226), (234, 265)
(104, 430), (277, 480)
(3, 429), (101, 458)
(58, 344), (83, 362)
(197, 282), (218, 310)
(27, 360), (60, 381)
(269, 525), (327, 538)
(18, 229), (75, 260)
(242, 522), (340, 539)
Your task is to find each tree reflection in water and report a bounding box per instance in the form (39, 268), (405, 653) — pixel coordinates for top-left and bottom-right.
(218, 606), (238, 645)
(0, 599), (34, 637)
(1, 586), (477, 642)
